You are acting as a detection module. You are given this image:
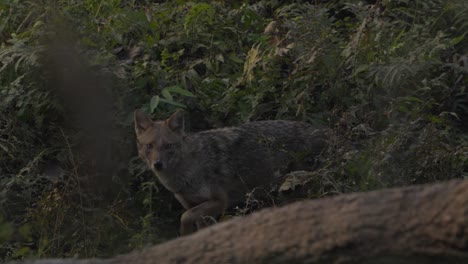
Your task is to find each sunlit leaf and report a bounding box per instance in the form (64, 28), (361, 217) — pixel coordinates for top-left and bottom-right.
(165, 86), (195, 97)
(150, 96), (160, 113)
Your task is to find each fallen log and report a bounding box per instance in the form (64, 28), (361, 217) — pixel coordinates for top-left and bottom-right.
(19, 179), (468, 264)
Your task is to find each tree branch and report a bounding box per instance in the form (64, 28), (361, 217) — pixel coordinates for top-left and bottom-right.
(19, 180), (468, 264)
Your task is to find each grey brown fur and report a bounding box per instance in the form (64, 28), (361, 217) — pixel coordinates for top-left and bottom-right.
(134, 110), (328, 235)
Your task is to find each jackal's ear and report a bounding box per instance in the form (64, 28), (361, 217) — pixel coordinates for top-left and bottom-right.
(134, 110), (152, 134)
(166, 109), (184, 133)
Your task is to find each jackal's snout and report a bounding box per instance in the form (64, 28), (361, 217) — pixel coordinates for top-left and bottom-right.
(154, 159), (164, 171)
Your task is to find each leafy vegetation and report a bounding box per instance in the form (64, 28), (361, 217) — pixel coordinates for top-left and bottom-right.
(1, 0), (467, 261)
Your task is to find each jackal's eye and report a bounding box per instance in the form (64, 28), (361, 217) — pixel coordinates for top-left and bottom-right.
(146, 143), (153, 150)
(163, 143), (174, 150)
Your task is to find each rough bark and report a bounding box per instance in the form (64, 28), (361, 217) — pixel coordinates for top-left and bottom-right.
(19, 180), (468, 264)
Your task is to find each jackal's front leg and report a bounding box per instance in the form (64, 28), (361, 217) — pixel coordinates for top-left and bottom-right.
(179, 198), (227, 235)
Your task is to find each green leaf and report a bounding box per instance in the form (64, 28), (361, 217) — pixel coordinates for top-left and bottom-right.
(159, 98), (186, 108)
(13, 246), (30, 258)
(353, 65), (369, 76)
(150, 96), (160, 113)
(161, 89), (172, 100)
(403, 96), (424, 103)
(451, 34), (465, 46)
(427, 114), (442, 124)
(165, 86), (195, 97)
(228, 52), (244, 64)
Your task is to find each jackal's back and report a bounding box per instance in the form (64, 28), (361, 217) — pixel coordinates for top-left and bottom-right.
(181, 120), (328, 203)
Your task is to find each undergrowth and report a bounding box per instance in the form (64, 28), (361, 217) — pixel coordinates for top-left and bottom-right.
(0, 0), (467, 261)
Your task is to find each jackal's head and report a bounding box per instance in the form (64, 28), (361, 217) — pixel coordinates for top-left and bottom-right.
(134, 110), (185, 173)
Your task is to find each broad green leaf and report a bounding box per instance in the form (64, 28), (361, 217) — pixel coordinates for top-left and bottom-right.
(451, 34), (465, 46)
(150, 96), (160, 113)
(161, 89), (172, 100)
(159, 98), (186, 108)
(165, 86), (195, 97)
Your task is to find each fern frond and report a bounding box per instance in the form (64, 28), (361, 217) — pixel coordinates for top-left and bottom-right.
(0, 37), (43, 73)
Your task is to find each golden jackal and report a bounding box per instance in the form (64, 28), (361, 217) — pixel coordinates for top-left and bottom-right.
(134, 110), (328, 235)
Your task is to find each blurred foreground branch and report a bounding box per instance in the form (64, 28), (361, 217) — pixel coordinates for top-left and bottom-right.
(17, 179), (468, 264)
